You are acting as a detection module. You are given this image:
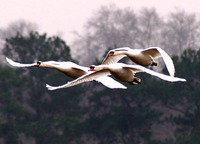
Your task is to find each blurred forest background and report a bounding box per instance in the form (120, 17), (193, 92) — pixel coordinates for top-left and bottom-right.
(0, 5), (200, 144)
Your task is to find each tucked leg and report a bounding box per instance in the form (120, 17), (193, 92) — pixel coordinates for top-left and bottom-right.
(149, 56), (158, 66)
(128, 77), (141, 85)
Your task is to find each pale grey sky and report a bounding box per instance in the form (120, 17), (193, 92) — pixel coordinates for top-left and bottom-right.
(1, 0), (200, 45)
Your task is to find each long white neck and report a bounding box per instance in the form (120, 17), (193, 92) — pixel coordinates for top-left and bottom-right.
(115, 50), (129, 56)
(39, 61), (61, 69)
(94, 65), (109, 71)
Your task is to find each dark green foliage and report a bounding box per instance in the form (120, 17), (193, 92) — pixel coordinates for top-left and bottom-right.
(1, 31), (200, 144)
(84, 78), (162, 144)
(82, 49), (200, 144)
(1, 32), (85, 144)
(0, 65), (28, 144)
(166, 49), (200, 144)
(3, 32), (72, 62)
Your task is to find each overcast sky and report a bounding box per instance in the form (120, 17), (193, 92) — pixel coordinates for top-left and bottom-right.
(1, 0), (200, 45)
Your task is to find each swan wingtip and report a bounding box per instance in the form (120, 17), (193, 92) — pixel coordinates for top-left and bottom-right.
(5, 57), (11, 63)
(46, 84), (55, 91)
(182, 79), (187, 82)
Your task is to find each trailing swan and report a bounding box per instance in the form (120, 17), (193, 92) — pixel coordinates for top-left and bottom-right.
(102, 47), (175, 77)
(46, 63), (186, 90)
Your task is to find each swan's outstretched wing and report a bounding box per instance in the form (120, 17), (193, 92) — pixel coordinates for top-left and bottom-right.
(6, 57), (37, 67)
(102, 48), (129, 64)
(96, 76), (127, 89)
(142, 47), (175, 77)
(46, 70), (112, 90)
(124, 64), (186, 82)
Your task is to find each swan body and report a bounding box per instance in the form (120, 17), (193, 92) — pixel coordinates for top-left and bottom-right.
(6, 57), (87, 79)
(102, 47), (175, 77)
(46, 63), (186, 90)
(6, 57), (126, 89)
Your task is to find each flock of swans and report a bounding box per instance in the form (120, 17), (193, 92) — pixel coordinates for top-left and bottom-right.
(6, 47), (186, 90)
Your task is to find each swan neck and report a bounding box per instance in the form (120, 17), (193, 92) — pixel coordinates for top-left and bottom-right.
(95, 65), (109, 71)
(39, 62), (58, 69)
(116, 50), (128, 55)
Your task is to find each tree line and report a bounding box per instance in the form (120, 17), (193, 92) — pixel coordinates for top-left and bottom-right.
(0, 31), (199, 144)
(0, 5), (200, 144)
(72, 5), (200, 66)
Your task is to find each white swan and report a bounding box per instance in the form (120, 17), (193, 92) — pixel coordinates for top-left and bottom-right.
(46, 63), (186, 90)
(6, 57), (126, 89)
(102, 47), (175, 77)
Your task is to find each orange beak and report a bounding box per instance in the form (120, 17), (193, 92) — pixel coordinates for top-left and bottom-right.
(89, 67), (94, 71)
(35, 63), (40, 67)
(109, 52), (114, 56)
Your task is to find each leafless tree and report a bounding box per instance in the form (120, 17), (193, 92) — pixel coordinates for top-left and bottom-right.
(72, 6), (200, 66)
(0, 20), (37, 64)
(0, 20), (37, 40)
(137, 8), (164, 48)
(161, 10), (200, 56)
(72, 5), (138, 65)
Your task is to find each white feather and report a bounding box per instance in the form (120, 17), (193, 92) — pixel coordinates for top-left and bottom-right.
(96, 76), (127, 89)
(102, 47), (176, 77)
(46, 63), (186, 91)
(6, 57), (37, 67)
(46, 70), (112, 90)
(124, 64), (186, 82)
(150, 47), (175, 77)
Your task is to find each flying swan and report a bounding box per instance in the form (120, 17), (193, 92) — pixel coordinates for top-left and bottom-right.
(102, 47), (175, 77)
(6, 57), (126, 89)
(46, 63), (186, 90)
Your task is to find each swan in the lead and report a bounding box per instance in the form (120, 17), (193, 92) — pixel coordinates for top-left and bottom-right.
(46, 63), (186, 90)
(6, 57), (127, 89)
(102, 47), (175, 77)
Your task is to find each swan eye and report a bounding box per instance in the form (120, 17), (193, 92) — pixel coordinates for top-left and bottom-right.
(109, 51), (114, 56)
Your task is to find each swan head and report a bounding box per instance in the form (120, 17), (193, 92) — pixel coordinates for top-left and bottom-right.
(35, 61), (42, 67)
(108, 48), (129, 56)
(89, 65), (96, 71)
(89, 65), (103, 71)
(108, 51), (115, 56)
(89, 65), (108, 71)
